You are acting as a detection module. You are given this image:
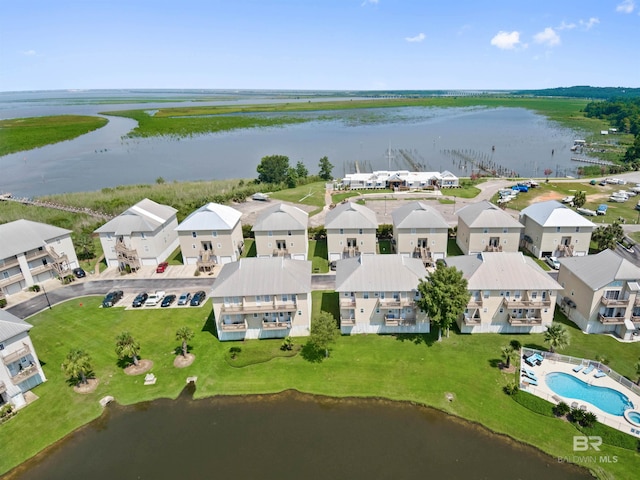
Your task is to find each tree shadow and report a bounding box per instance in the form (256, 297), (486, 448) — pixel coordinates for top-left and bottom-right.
(64, 370), (96, 387)
(201, 309), (219, 339)
(301, 342), (324, 363)
(116, 356), (134, 369)
(320, 292), (340, 323)
(394, 330), (438, 347)
(488, 358), (503, 368)
(173, 345), (193, 356)
(522, 342), (547, 351)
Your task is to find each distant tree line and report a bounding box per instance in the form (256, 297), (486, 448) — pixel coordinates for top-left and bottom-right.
(256, 155), (333, 186)
(513, 86), (640, 100)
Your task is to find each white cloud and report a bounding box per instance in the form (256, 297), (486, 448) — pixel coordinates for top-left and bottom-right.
(616, 0), (635, 13)
(557, 21), (576, 31)
(579, 17), (600, 29)
(21, 49), (36, 56)
(533, 27), (561, 47)
(490, 31), (521, 50)
(361, 0), (379, 6)
(405, 33), (425, 43)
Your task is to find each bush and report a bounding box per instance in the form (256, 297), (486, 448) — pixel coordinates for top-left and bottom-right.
(569, 407), (585, 424)
(280, 337), (293, 351)
(503, 382), (519, 396)
(29, 285), (41, 292)
(0, 298), (7, 308)
(553, 401), (570, 417)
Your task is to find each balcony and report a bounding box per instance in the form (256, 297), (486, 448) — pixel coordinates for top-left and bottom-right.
(0, 380), (6, 394)
(24, 249), (48, 261)
(0, 272), (24, 288)
(197, 250), (216, 272)
(10, 364), (40, 383)
(2, 344), (31, 365)
(115, 238), (141, 271)
(600, 296), (630, 307)
(343, 246), (360, 258)
(272, 248), (289, 257)
(0, 256), (19, 269)
(463, 315), (481, 325)
(220, 320), (248, 332)
(557, 244), (574, 257)
(598, 314), (626, 325)
(29, 263), (53, 276)
(384, 315), (416, 327)
(378, 298), (414, 309)
(221, 300), (297, 314)
(484, 244), (503, 252)
(502, 298), (551, 308)
(413, 246), (432, 266)
(262, 320), (292, 330)
(467, 298), (483, 308)
(339, 297), (356, 308)
(508, 315), (542, 326)
(340, 317), (356, 326)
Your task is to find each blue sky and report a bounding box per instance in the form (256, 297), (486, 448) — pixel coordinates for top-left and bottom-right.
(1, 0), (639, 91)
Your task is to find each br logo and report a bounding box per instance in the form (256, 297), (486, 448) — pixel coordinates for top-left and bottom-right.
(573, 435), (602, 452)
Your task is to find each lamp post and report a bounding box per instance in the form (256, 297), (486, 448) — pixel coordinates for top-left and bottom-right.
(41, 284), (52, 310)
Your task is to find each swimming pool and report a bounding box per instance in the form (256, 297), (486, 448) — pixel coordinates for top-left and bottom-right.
(545, 372), (634, 416)
(624, 409), (640, 427)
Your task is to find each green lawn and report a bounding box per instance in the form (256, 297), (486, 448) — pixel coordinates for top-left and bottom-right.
(447, 238), (464, 256)
(165, 246), (184, 265)
(2, 298), (638, 478)
(308, 239), (329, 273)
(378, 239), (392, 254)
(268, 182), (327, 209)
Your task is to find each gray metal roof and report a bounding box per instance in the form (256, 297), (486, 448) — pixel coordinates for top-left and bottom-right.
(446, 252), (562, 291)
(0, 309), (33, 342)
(252, 203), (308, 232)
(456, 201), (523, 229)
(211, 257), (311, 297)
(391, 201), (449, 229)
(176, 202), (242, 232)
(0, 219), (72, 260)
(325, 201), (378, 229)
(335, 254), (427, 292)
(95, 198), (177, 235)
(559, 249), (640, 290)
(520, 200), (596, 228)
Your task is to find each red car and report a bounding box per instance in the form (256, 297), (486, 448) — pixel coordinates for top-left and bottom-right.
(156, 262), (169, 273)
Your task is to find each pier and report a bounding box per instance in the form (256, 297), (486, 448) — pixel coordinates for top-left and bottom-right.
(0, 193), (114, 220)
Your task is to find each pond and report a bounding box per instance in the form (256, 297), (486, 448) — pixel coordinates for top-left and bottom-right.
(7, 387), (590, 480)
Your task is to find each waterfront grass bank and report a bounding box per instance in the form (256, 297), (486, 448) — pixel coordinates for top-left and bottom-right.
(0, 296), (637, 478)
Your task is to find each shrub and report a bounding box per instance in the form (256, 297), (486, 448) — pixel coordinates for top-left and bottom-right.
(0, 298), (7, 308)
(229, 346), (241, 359)
(29, 285), (41, 292)
(569, 407), (585, 424)
(280, 337), (294, 351)
(553, 401), (570, 417)
(503, 382), (519, 396)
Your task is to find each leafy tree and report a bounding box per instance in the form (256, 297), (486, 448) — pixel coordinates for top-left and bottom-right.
(61, 348), (92, 385)
(543, 323), (570, 353)
(175, 326), (194, 357)
(309, 312), (339, 358)
(295, 161), (309, 179)
(501, 345), (515, 368)
(285, 167), (298, 188)
(280, 336), (294, 351)
(416, 263), (470, 341)
(592, 221), (624, 251)
(573, 191), (586, 208)
(318, 156), (333, 181)
(256, 155), (290, 184)
(115, 331), (141, 366)
(635, 358), (640, 385)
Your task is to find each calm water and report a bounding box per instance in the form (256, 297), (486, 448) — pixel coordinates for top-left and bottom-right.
(0, 91), (584, 197)
(5, 389), (589, 480)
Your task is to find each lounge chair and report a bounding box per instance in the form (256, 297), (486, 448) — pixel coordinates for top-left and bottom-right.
(594, 370), (607, 378)
(572, 364), (584, 373)
(522, 372), (537, 382)
(523, 367), (537, 378)
(579, 404), (587, 411)
(570, 402), (579, 409)
(523, 378), (538, 386)
(583, 364), (595, 375)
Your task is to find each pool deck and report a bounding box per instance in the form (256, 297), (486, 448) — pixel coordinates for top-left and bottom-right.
(520, 354), (640, 438)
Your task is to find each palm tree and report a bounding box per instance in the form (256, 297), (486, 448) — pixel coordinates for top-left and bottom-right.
(501, 345), (515, 368)
(544, 323), (570, 353)
(61, 348), (92, 385)
(582, 411), (598, 428)
(115, 331), (141, 366)
(175, 326), (194, 357)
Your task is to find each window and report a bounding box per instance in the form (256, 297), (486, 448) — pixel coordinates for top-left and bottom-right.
(499, 308), (503, 313)
(192, 232), (197, 238)
(358, 229), (363, 235)
(363, 292), (369, 299)
(575, 227), (580, 233)
(144, 245), (149, 252)
(503, 228), (508, 233)
(556, 227), (561, 233)
(141, 232), (146, 239)
(360, 309), (364, 313)
(212, 231), (217, 237)
(411, 228), (416, 234)
(192, 244), (196, 249)
(288, 230), (292, 236)
(483, 228), (488, 234)
(339, 229), (344, 235)
(217, 243), (222, 248)
(484, 290), (490, 299)
(268, 231), (273, 236)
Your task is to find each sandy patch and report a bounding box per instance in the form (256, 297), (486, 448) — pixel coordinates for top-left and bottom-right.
(124, 359), (153, 376)
(531, 191), (564, 203)
(73, 378), (99, 394)
(174, 353), (195, 368)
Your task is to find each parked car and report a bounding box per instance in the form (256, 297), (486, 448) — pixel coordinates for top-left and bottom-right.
(561, 196), (575, 204)
(177, 292), (192, 305)
(132, 292), (148, 308)
(576, 207), (597, 216)
(145, 290), (166, 307)
(102, 290), (123, 308)
(596, 204), (608, 215)
(609, 195), (627, 203)
(545, 256), (560, 270)
(620, 189), (637, 197)
(598, 179), (607, 186)
(161, 294), (176, 307)
(190, 290), (206, 306)
(512, 184), (528, 192)
(156, 262), (169, 273)
(72, 267), (86, 278)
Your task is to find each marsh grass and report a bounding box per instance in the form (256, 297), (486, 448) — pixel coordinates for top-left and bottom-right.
(0, 115), (108, 156)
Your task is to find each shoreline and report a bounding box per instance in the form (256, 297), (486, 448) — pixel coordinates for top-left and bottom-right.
(1, 388), (592, 479)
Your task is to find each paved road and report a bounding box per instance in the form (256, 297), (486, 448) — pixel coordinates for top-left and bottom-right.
(7, 275), (338, 320)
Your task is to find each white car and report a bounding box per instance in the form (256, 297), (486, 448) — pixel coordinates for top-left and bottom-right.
(545, 256), (560, 270)
(609, 195), (627, 203)
(561, 196), (575, 204)
(620, 189), (636, 197)
(145, 290), (166, 306)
